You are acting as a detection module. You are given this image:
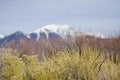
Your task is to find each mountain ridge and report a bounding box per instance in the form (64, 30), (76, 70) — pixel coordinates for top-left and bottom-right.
(0, 25), (106, 41)
(0, 24), (108, 58)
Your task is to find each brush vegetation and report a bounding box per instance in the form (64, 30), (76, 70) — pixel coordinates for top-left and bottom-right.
(0, 46), (120, 80)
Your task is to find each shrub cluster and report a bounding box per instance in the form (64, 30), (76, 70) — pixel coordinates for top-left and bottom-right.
(0, 47), (120, 80)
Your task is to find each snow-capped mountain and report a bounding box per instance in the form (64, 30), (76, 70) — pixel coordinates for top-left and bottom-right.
(0, 34), (4, 39)
(0, 25), (107, 42)
(0, 24), (106, 44)
(0, 24), (108, 58)
(29, 24), (80, 40)
(34, 24), (78, 36)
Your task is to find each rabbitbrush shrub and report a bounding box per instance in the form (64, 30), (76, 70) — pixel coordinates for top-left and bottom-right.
(0, 47), (120, 80)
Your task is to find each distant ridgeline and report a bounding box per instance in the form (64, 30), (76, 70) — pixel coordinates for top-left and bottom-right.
(0, 25), (119, 60)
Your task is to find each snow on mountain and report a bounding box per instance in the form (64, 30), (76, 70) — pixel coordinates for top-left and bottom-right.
(31, 24), (80, 40)
(28, 24), (106, 41)
(0, 24), (106, 43)
(0, 34), (4, 39)
(85, 32), (106, 38)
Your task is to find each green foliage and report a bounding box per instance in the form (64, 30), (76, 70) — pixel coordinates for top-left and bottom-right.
(0, 47), (120, 80)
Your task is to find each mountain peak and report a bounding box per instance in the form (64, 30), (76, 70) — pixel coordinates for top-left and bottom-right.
(8, 31), (26, 39)
(34, 24), (72, 33)
(32, 24), (79, 40)
(14, 31), (24, 35)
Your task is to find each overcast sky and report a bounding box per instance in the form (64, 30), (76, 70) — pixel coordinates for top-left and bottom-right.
(0, 0), (120, 36)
